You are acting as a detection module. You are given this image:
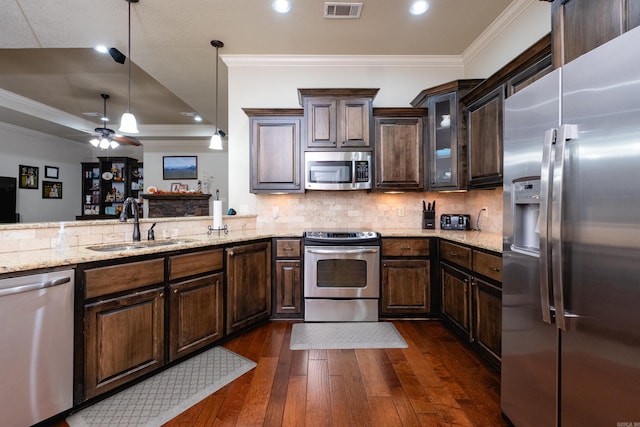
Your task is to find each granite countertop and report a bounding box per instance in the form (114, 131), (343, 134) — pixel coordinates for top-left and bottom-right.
(0, 228), (502, 275)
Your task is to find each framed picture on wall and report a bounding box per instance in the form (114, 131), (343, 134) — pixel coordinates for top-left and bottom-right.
(19, 165), (39, 189)
(171, 182), (181, 192)
(45, 165), (59, 179)
(42, 181), (62, 199)
(163, 156), (197, 180)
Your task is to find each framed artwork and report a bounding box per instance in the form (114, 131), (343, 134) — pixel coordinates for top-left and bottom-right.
(163, 156), (197, 180)
(179, 184), (189, 192)
(42, 181), (62, 199)
(171, 182), (181, 192)
(45, 165), (59, 179)
(19, 165), (39, 189)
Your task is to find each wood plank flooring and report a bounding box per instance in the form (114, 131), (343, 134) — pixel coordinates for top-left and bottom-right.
(58, 320), (510, 426)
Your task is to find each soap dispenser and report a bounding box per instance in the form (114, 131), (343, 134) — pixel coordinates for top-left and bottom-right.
(56, 223), (69, 251)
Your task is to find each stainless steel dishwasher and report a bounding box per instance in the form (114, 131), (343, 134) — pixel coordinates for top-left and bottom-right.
(0, 269), (74, 427)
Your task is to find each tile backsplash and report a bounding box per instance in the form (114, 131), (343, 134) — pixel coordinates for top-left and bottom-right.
(255, 188), (503, 233)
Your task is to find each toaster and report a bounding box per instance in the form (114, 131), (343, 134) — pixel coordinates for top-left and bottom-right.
(440, 214), (471, 230)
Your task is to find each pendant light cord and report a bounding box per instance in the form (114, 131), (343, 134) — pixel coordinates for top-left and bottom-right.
(210, 40), (224, 136)
(127, 0), (132, 113)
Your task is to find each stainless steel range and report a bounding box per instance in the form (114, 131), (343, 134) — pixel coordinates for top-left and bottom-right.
(303, 231), (380, 322)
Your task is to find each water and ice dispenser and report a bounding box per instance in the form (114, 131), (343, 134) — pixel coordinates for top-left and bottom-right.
(512, 178), (541, 255)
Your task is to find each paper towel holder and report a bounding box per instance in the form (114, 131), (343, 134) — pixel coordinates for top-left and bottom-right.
(207, 224), (228, 237)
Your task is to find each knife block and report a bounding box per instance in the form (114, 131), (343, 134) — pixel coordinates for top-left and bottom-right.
(423, 211), (435, 229)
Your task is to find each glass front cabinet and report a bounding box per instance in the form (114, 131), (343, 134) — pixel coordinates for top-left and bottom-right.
(411, 80), (482, 191)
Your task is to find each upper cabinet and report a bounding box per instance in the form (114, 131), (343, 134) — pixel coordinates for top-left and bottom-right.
(373, 108), (427, 192)
(460, 34), (552, 189)
(244, 108), (304, 194)
(550, 0), (640, 67)
(298, 88), (378, 150)
(411, 80), (482, 191)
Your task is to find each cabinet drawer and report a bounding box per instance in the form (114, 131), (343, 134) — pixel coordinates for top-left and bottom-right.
(382, 238), (430, 257)
(85, 258), (165, 299)
(276, 239), (301, 258)
(473, 250), (502, 283)
(169, 249), (223, 281)
(440, 241), (472, 270)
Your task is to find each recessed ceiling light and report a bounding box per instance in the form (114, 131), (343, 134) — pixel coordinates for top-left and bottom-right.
(272, 0), (291, 13)
(94, 45), (108, 53)
(409, 0), (429, 15)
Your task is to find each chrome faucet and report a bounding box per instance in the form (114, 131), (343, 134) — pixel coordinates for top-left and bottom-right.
(119, 197), (141, 241)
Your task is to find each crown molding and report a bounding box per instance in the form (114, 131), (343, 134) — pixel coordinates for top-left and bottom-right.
(222, 54), (464, 68)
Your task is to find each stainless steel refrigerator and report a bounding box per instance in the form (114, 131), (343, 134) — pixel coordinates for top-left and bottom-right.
(502, 27), (640, 426)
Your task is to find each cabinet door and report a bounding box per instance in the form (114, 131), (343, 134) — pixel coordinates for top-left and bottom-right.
(472, 277), (502, 366)
(84, 287), (164, 399)
(374, 117), (424, 191)
(552, 0), (627, 66)
(466, 86), (504, 188)
(381, 259), (430, 315)
(338, 98), (371, 148)
(169, 273), (224, 361)
(441, 264), (470, 337)
(306, 98), (338, 148)
(274, 260), (302, 316)
(428, 93), (461, 190)
(250, 116), (303, 193)
(226, 241), (272, 334)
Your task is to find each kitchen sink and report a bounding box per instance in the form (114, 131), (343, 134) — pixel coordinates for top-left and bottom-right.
(86, 239), (195, 252)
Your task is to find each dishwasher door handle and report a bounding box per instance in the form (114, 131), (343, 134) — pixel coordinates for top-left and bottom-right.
(0, 276), (71, 297)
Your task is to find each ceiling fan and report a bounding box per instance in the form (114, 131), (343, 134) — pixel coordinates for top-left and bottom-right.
(89, 93), (142, 148)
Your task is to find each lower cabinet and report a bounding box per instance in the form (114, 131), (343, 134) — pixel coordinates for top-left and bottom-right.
(381, 238), (433, 316)
(441, 263), (471, 336)
(272, 238), (303, 318)
(169, 273), (224, 362)
(226, 241), (272, 334)
(439, 240), (502, 368)
(84, 286), (165, 400)
(168, 249), (225, 362)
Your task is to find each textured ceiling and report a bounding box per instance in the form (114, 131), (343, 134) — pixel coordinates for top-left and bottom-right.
(0, 0), (514, 142)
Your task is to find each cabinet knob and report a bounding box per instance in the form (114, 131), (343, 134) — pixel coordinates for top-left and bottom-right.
(450, 252), (458, 257)
(491, 266), (501, 272)
(228, 250), (235, 257)
(400, 246), (411, 251)
(173, 289), (178, 294)
(283, 247), (293, 251)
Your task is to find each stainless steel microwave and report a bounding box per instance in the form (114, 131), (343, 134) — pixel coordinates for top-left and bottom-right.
(304, 151), (372, 190)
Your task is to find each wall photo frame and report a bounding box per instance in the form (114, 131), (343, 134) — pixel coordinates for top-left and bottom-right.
(163, 156), (197, 180)
(42, 181), (62, 199)
(19, 165), (39, 189)
(45, 166), (59, 179)
(171, 182), (181, 192)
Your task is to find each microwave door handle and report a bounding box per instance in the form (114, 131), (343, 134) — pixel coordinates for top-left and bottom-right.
(551, 124), (579, 331)
(538, 128), (556, 325)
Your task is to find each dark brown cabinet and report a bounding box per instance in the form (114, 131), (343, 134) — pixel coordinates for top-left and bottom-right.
(82, 258), (165, 400)
(244, 108), (304, 193)
(551, 0), (640, 67)
(439, 239), (502, 368)
(411, 80), (482, 191)
(226, 241), (272, 334)
(381, 238), (432, 316)
(272, 239), (302, 317)
(465, 85), (505, 189)
(373, 108), (426, 191)
(299, 88), (378, 150)
(168, 249), (224, 362)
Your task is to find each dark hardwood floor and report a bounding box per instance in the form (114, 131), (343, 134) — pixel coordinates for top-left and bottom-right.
(58, 320), (509, 426)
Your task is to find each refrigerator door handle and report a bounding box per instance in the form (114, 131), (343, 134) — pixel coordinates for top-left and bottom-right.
(551, 124), (579, 331)
(538, 128), (556, 324)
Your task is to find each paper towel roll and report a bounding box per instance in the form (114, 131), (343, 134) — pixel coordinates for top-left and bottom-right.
(213, 200), (223, 230)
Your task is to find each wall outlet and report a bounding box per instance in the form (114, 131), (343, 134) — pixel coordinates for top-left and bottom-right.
(482, 206), (489, 218)
(397, 206), (405, 217)
(272, 206), (279, 219)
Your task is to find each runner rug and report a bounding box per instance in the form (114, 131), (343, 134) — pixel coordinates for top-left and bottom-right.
(289, 322), (408, 350)
(66, 346), (255, 427)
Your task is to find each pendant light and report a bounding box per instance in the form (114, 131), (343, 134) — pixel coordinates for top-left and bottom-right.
(209, 39), (224, 150)
(119, 0), (139, 134)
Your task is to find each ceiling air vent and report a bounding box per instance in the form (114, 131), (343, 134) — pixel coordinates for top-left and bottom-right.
(324, 2), (363, 18)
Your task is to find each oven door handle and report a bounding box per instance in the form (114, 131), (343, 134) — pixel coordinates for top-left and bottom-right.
(306, 248), (379, 255)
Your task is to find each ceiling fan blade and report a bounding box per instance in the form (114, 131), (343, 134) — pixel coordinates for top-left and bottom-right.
(114, 134), (143, 146)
